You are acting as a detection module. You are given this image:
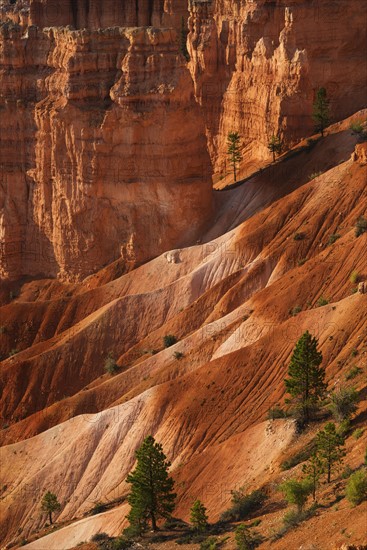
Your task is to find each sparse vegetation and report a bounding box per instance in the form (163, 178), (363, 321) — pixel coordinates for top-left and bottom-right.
(227, 132), (242, 183)
(350, 270), (360, 284)
(281, 440), (316, 471)
(91, 501), (108, 515)
(290, 305), (302, 316)
(104, 353), (119, 375)
(267, 134), (283, 162)
(312, 87), (330, 136)
(279, 478), (313, 512)
(350, 120), (367, 140)
(297, 258), (307, 266)
(0, 326), (6, 334)
(328, 233), (341, 245)
(8, 348), (19, 357)
(293, 232), (305, 241)
(316, 296), (329, 307)
(346, 470), (367, 506)
(41, 491), (61, 525)
(235, 524), (263, 550)
(173, 351), (184, 360)
(316, 422), (345, 483)
(200, 536), (220, 550)
(351, 348), (358, 357)
(345, 365), (362, 380)
(308, 171), (322, 181)
(353, 428), (364, 440)
(284, 331), (326, 424)
(220, 489), (267, 523)
(190, 499), (208, 533)
(163, 334), (178, 348)
(267, 405), (288, 420)
(328, 387), (359, 422)
(355, 215), (367, 237)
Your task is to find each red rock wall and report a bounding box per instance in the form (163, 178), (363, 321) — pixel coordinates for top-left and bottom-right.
(29, 0), (188, 29)
(0, 23), (213, 280)
(188, 0), (367, 172)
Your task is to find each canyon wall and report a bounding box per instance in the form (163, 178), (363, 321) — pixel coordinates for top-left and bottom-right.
(0, 18), (212, 281)
(1, 0), (366, 280)
(188, 0), (367, 172)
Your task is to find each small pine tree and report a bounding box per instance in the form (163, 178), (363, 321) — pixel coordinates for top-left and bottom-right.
(126, 436), (176, 532)
(190, 499), (208, 532)
(227, 132), (242, 183)
(235, 523), (262, 550)
(279, 478), (313, 512)
(284, 331), (326, 424)
(312, 87), (330, 137)
(316, 422), (345, 483)
(267, 134), (283, 162)
(302, 452), (324, 501)
(41, 491), (61, 525)
(179, 16), (190, 61)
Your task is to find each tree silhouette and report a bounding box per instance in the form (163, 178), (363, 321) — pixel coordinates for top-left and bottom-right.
(227, 132), (242, 182)
(312, 87), (330, 137)
(41, 491), (61, 525)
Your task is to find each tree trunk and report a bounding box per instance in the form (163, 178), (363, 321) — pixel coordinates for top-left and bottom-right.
(49, 511), (53, 525)
(233, 163), (237, 182)
(151, 512), (157, 531)
(327, 462), (331, 483)
(272, 150), (275, 162)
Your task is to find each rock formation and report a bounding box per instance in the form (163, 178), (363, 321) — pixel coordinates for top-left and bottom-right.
(0, 18), (213, 281)
(188, 0), (367, 172)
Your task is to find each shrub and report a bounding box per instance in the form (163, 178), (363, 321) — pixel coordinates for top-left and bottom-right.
(235, 524), (263, 550)
(280, 440), (316, 471)
(355, 216), (367, 237)
(282, 506), (316, 528)
(346, 470), (367, 506)
(91, 532), (109, 542)
(163, 334), (177, 348)
(308, 171), (322, 181)
(328, 387), (359, 422)
(294, 232), (306, 241)
(267, 405), (288, 420)
(8, 348), (19, 357)
(104, 354), (119, 375)
(290, 306), (302, 317)
(345, 366), (362, 381)
(91, 501), (108, 515)
(353, 428), (364, 440)
(351, 348), (358, 357)
(328, 233), (341, 245)
(316, 296), (329, 307)
(220, 489), (267, 522)
(350, 271), (360, 284)
(279, 478), (313, 512)
(297, 258), (307, 266)
(173, 351), (184, 360)
(200, 537), (219, 550)
(337, 419), (351, 438)
(341, 465), (354, 479)
(0, 326), (6, 334)
(350, 121), (364, 134)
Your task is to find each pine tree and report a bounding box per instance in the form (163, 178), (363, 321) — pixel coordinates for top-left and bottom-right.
(235, 524), (262, 550)
(41, 491), (61, 525)
(190, 499), (208, 532)
(312, 87), (330, 137)
(179, 16), (190, 61)
(284, 331), (326, 424)
(227, 132), (242, 183)
(302, 451), (324, 500)
(126, 435), (176, 532)
(267, 134), (283, 162)
(316, 422), (345, 483)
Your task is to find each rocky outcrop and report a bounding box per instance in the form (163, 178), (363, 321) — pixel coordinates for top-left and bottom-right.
(29, 0), (188, 29)
(0, 23), (213, 280)
(188, 0), (367, 172)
